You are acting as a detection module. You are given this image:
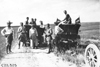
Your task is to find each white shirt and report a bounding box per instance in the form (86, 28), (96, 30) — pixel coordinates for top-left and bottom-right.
(17, 26), (24, 33)
(40, 25), (44, 28)
(45, 28), (53, 36)
(1, 27), (14, 36)
(54, 25), (63, 35)
(29, 28), (38, 37)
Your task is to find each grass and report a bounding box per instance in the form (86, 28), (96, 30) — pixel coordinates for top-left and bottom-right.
(79, 22), (100, 40)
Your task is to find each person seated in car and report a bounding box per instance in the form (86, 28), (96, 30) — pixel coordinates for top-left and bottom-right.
(58, 10), (72, 26)
(63, 10), (72, 24)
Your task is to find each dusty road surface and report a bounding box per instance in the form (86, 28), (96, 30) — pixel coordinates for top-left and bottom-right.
(0, 44), (89, 67)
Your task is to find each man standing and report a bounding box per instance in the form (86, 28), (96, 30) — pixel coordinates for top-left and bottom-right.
(17, 22), (27, 49)
(24, 17), (31, 47)
(1, 21), (14, 54)
(29, 24), (38, 49)
(38, 21), (45, 46)
(45, 24), (53, 54)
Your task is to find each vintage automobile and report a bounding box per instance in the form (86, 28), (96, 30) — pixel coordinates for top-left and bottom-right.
(54, 23), (81, 52)
(53, 21), (100, 67)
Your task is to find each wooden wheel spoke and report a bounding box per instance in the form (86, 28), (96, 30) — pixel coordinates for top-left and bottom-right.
(92, 60), (96, 67)
(85, 44), (100, 67)
(93, 54), (97, 58)
(90, 48), (94, 54)
(90, 61), (93, 67)
(87, 50), (91, 56)
(93, 58), (97, 63)
(86, 56), (91, 60)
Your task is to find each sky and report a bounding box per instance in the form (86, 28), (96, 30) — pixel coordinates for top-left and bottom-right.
(0, 0), (100, 26)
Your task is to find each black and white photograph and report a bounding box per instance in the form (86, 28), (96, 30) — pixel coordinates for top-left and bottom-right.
(0, 0), (100, 67)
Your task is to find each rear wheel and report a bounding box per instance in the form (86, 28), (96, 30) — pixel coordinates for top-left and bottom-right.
(85, 44), (100, 67)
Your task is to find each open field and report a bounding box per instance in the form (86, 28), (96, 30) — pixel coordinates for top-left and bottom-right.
(0, 22), (100, 60)
(79, 22), (100, 40)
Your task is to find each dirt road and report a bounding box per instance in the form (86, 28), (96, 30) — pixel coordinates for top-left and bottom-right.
(0, 43), (80, 67)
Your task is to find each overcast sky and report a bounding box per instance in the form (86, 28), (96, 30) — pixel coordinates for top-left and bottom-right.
(0, 0), (100, 26)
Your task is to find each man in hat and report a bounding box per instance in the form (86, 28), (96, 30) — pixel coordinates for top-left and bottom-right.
(29, 23), (38, 49)
(1, 21), (14, 54)
(17, 22), (27, 49)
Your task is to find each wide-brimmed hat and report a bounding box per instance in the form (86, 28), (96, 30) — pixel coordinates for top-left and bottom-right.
(7, 21), (12, 24)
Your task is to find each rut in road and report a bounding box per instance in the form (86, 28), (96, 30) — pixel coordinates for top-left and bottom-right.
(0, 44), (77, 67)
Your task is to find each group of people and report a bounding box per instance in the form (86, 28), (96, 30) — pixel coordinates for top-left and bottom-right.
(1, 10), (80, 54)
(1, 17), (53, 54)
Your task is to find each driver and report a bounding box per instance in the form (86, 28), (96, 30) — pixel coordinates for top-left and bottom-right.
(63, 10), (72, 24)
(58, 10), (72, 26)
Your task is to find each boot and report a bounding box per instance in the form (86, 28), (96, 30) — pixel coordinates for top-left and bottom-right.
(47, 44), (51, 54)
(47, 50), (50, 54)
(18, 42), (20, 49)
(6, 45), (9, 54)
(9, 45), (12, 53)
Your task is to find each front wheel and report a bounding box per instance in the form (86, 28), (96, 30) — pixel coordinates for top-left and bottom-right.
(85, 43), (100, 67)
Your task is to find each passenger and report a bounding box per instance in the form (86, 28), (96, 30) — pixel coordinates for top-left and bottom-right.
(24, 17), (31, 47)
(31, 18), (36, 26)
(1, 21), (14, 54)
(45, 24), (53, 54)
(63, 10), (72, 24)
(17, 22), (27, 49)
(29, 24), (38, 49)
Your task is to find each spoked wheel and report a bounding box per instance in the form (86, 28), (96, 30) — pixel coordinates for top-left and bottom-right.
(85, 44), (100, 67)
